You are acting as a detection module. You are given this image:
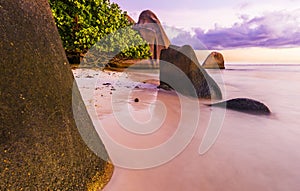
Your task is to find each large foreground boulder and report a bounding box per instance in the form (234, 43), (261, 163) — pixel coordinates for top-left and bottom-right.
(159, 45), (222, 99)
(202, 51), (225, 69)
(0, 0), (111, 190)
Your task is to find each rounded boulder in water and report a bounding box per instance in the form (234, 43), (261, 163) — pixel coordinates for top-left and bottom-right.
(208, 98), (271, 115)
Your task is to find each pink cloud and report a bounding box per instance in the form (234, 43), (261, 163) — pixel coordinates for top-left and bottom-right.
(169, 10), (300, 49)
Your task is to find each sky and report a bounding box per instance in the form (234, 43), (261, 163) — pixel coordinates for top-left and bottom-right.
(111, 0), (300, 63)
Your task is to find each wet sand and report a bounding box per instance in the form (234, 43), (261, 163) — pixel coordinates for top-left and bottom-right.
(73, 65), (300, 191)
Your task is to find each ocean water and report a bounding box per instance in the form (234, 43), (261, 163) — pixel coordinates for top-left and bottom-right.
(204, 64), (300, 191)
(73, 63), (300, 190)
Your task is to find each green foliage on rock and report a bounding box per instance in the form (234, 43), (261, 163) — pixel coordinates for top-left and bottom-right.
(49, 0), (151, 62)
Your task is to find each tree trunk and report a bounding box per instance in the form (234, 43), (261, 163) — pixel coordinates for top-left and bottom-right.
(0, 0), (111, 190)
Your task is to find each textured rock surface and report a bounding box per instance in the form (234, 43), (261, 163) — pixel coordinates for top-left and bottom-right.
(125, 14), (135, 24)
(0, 0), (111, 190)
(202, 51), (225, 69)
(133, 10), (171, 65)
(159, 45), (222, 99)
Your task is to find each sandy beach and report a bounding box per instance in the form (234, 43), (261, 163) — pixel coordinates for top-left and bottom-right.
(73, 64), (300, 190)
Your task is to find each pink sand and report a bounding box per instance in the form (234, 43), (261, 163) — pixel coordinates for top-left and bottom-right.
(73, 65), (300, 191)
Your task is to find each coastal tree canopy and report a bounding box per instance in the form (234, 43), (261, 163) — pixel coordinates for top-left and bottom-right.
(49, 0), (151, 63)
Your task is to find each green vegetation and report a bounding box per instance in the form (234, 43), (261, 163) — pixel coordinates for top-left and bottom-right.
(49, 0), (151, 64)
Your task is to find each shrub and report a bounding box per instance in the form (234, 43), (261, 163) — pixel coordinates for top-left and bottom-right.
(49, 0), (151, 63)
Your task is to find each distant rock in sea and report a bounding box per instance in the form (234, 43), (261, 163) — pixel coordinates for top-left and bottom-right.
(202, 51), (225, 69)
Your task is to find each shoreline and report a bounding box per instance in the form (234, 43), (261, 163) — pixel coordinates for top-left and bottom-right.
(73, 66), (300, 190)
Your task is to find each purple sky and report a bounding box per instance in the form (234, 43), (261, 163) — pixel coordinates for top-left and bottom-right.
(111, 0), (300, 50)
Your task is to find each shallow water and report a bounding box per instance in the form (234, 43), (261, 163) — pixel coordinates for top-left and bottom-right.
(73, 64), (300, 190)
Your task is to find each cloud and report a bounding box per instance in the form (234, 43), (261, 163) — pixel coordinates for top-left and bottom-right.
(168, 9), (300, 49)
(164, 26), (208, 50)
